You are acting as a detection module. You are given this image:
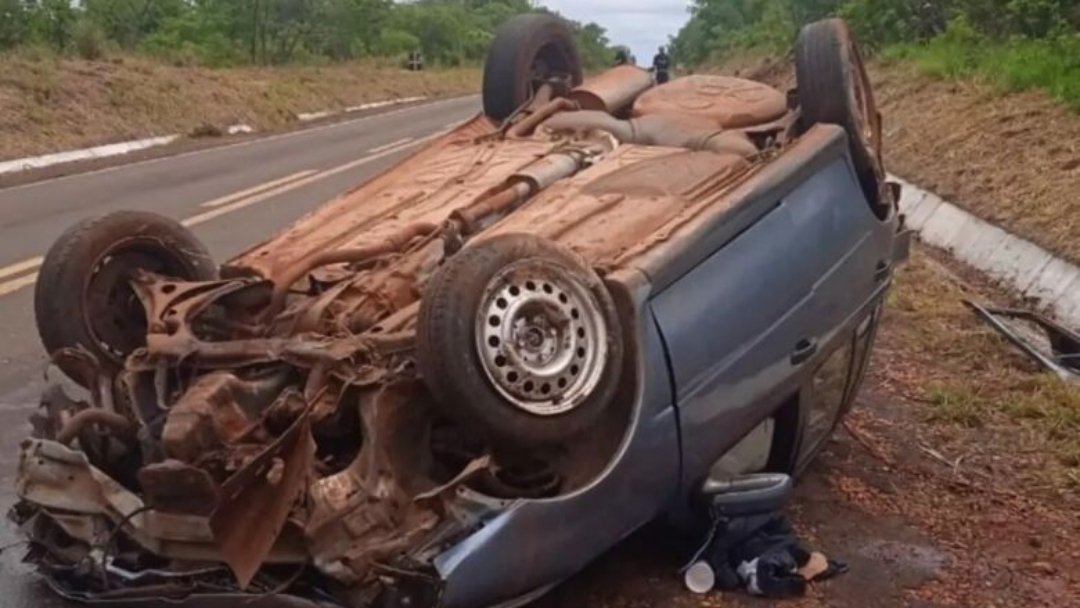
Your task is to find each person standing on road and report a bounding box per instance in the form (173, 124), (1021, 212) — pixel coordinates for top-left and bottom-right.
(652, 46), (671, 84)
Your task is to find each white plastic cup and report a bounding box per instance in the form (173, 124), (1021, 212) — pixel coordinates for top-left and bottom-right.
(684, 560), (716, 594)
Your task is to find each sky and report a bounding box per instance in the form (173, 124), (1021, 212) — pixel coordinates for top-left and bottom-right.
(543, 0), (691, 62)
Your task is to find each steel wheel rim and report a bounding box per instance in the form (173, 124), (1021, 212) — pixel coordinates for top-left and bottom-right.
(527, 41), (576, 96)
(476, 259), (608, 416)
(845, 36), (880, 165)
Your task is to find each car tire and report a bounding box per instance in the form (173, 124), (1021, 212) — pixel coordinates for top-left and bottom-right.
(482, 14), (584, 120)
(35, 211), (217, 386)
(795, 18), (884, 210)
(417, 234), (623, 447)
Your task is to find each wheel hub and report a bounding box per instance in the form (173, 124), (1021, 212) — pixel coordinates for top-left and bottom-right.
(477, 259), (608, 416)
(85, 250), (162, 361)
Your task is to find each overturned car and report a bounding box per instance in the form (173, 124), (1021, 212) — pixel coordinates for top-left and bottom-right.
(10, 14), (909, 608)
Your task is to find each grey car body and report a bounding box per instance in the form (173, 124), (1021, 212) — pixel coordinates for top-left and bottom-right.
(435, 125), (906, 608)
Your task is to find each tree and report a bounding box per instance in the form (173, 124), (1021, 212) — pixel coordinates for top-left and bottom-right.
(84, 0), (186, 50)
(314, 0), (393, 59)
(0, 0), (30, 50)
(28, 0), (78, 51)
(2, 0), (625, 71)
(671, 0), (1080, 66)
(573, 22), (614, 68)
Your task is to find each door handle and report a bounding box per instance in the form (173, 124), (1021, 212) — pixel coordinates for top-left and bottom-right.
(791, 338), (818, 365)
(874, 260), (891, 282)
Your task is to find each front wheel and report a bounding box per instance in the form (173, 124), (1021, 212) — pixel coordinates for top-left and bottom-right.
(417, 234), (623, 447)
(34, 211), (217, 386)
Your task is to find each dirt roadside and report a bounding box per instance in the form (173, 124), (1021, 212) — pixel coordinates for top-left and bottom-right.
(0, 53), (478, 161)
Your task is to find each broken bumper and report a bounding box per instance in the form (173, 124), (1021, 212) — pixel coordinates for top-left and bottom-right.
(10, 436), (470, 608)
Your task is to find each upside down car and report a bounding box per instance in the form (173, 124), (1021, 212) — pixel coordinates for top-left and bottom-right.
(10, 14), (910, 608)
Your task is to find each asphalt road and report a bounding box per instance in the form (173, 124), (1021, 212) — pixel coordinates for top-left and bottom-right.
(0, 96), (480, 608)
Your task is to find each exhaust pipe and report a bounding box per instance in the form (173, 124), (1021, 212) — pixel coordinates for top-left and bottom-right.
(569, 65), (656, 115)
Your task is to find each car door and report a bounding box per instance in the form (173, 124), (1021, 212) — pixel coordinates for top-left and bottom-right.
(793, 296), (884, 471)
(648, 139), (896, 487)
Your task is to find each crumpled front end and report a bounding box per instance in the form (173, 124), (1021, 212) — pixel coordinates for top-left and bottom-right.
(10, 370), (516, 607)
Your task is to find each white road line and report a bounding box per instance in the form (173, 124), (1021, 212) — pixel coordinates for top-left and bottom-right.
(181, 136), (426, 228)
(1, 95), (478, 194)
(0, 256), (44, 280)
(0, 272), (37, 297)
(183, 172), (327, 228)
(368, 138), (414, 154)
(0, 122), (459, 298)
(200, 170), (317, 208)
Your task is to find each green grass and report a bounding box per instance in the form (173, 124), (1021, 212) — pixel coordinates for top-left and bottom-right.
(1006, 375), (1080, 466)
(881, 253), (1080, 472)
(883, 33), (1080, 111)
(922, 375), (1080, 466)
(924, 383), (988, 427)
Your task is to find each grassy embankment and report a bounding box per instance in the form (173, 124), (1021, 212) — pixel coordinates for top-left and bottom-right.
(0, 49), (480, 161)
(883, 27), (1080, 111)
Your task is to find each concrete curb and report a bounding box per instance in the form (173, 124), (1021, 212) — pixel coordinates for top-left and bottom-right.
(0, 95), (431, 176)
(892, 174), (1080, 328)
(0, 136), (179, 175)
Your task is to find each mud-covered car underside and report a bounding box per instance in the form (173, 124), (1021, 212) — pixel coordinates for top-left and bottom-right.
(9, 14), (898, 608)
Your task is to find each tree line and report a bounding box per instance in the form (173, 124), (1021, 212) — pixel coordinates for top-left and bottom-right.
(0, 0), (619, 68)
(671, 0), (1080, 64)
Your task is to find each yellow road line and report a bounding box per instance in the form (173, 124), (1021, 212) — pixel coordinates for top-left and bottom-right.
(0, 123), (457, 299)
(0, 272), (38, 297)
(0, 256), (44, 281)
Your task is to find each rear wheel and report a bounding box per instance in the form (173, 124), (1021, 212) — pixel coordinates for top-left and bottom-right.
(795, 18), (884, 211)
(35, 211), (217, 386)
(482, 14), (584, 120)
(417, 234), (622, 447)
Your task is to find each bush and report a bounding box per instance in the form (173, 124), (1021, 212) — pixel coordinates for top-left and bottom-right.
(372, 29), (422, 58)
(888, 27), (1080, 110)
(12, 41), (59, 63)
(887, 17), (986, 80)
(985, 35), (1080, 108)
(72, 18), (108, 60)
